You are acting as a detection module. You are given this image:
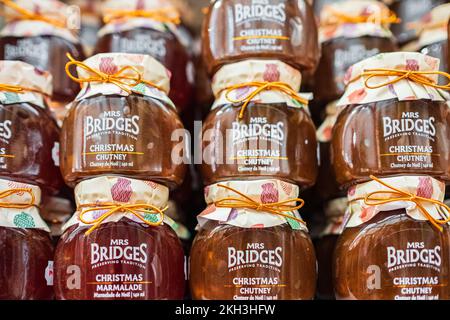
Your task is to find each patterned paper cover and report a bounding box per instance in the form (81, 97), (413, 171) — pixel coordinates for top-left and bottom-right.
(198, 179), (308, 232)
(344, 175), (448, 228)
(337, 52), (448, 107)
(319, 0), (394, 43)
(0, 178), (49, 231)
(63, 176), (180, 233)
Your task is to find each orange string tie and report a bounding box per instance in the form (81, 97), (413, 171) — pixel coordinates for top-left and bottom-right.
(348, 68), (450, 90)
(0, 188), (36, 209)
(0, 83), (47, 95)
(224, 81), (309, 119)
(354, 175), (450, 232)
(103, 7), (181, 24)
(0, 0), (66, 28)
(65, 53), (163, 94)
(79, 202), (167, 236)
(323, 6), (400, 26)
(214, 184), (306, 225)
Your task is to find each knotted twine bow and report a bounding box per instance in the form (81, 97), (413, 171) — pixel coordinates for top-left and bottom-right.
(103, 7), (181, 24)
(214, 184), (306, 225)
(351, 175), (450, 232)
(223, 81), (309, 119)
(348, 68), (450, 90)
(79, 203), (167, 236)
(322, 6), (400, 26)
(0, 188), (36, 209)
(65, 53), (164, 94)
(0, 0), (66, 28)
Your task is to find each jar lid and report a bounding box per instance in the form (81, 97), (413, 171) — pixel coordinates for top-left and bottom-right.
(198, 179), (307, 231)
(0, 178), (50, 231)
(3, 0), (69, 23)
(74, 176), (169, 208)
(211, 60), (302, 98)
(0, 60), (52, 96)
(337, 52), (447, 107)
(73, 52), (172, 102)
(417, 3), (450, 49)
(319, 0), (395, 42)
(346, 175), (448, 229)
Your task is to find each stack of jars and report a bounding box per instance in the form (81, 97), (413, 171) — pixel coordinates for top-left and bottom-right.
(53, 53), (187, 300)
(332, 51), (450, 300)
(0, 61), (62, 299)
(189, 0), (320, 300)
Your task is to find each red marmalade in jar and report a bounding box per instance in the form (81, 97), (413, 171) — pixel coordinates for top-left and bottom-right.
(61, 52), (187, 189)
(418, 4), (450, 81)
(314, 0), (398, 104)
(190, 179), (317, 300)
(54, 176), (185, 300)
(0, 60), (62, 194)
(202, 0), (320, 76)
(94, 0), (193, 113)
(0, 0), (85, 124)
(0, 179), (54, 300)
(332, 52), (450, 188)
(202, 60), (318, 188)
(334, 176), (450, 300)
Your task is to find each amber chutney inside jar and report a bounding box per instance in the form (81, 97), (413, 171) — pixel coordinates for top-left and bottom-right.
(60, 94), (186, 188)
(190, 221), (317, 300)
(0, 101), (63, 194)
(332, 99), (450, 188)
(201, 101), (318, 187)
(334, 209), (450, 300)
(202, 0), (320, 75)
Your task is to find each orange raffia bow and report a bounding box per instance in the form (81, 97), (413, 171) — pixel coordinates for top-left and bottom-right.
(214, 184), (306, 225)
(348, 68), (450, 90)
(65, 53), (164, 94)
(0, 0), (66, 28)
(0, 188), (36, 209)
(79, 202), (167, 236)
(103, 7), (180, 24)
(353, 175), (450, 232)
(223, 81), (309, 119)
(322, 6), (400, 26)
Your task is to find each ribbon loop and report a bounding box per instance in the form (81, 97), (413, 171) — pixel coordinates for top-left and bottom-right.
(214, 184), (306, 225)
(103, 7), (181, 24)
(348, 68), (450, 90)
(0, 0), (67, 28)
(0, 188), (36, 209)
(79, 202), (167, 236)
(223, 81), (309, 119)
(322, 6), (400, 26)
(65, 53), (162, 94)
(354, 175), (450, 232)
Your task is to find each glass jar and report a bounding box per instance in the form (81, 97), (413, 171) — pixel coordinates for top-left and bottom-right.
(60, 53), (187, 188)
(0, 60), (63, 194)
(314, 0), (398, 104)
(202, 0), (320, 76)
(334, 176), (450, 300)
(0, 179), (54, 300)
(54, 176), (185, 300)
(190, 180), (317, 300)
(94, 0), (193, 113)
(0, 0), (85, 124)
(332, 52), (450, 188)
(201, 60), (318, 188)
